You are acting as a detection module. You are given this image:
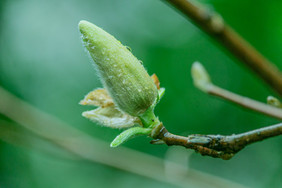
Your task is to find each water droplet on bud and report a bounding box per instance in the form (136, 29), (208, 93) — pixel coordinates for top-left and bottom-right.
(125, 46), (132, 52)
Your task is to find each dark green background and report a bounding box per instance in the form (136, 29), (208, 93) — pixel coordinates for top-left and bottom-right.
(0, 0), (281, 187)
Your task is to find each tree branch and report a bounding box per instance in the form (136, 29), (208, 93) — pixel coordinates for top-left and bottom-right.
(163, 0), (282, 95)
(191, 62), (282, 120)
(207, 85), (282, 120)
(151, 122), (282, 160)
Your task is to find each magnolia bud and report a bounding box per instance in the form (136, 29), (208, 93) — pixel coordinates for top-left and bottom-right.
(79, 20), (158, 116)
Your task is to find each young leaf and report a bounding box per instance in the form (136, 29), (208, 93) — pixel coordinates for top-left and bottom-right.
(110, 127), (152, 147)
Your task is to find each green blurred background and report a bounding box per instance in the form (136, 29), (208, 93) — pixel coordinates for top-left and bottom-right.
(0, 0), (281, 187)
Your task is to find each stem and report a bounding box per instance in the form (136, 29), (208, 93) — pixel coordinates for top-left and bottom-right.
(153, 122), (282, 160)
(138, 107), (160, 128)
(207, 85), (282, 120)
(163, 0), (282, 95)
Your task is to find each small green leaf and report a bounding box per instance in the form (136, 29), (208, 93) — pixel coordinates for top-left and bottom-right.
(110, 127), (152, 147)
(157, 88), (165, 102)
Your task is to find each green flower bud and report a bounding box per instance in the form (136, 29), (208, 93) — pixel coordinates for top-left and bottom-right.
(79, 20), (158, 116)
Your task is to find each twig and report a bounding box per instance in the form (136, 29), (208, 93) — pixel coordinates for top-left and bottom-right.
(207, 85), (282, 120)
(178, 62), (282, 159)
(0, 87), (245, 188)
(152, 122), (282, 160)
(191, 62), (282, 120)
(0, 120), (77, 160)
(163, 0), (282, 95)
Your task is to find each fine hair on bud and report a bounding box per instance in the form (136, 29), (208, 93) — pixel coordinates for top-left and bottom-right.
(79, 20), (158, 116)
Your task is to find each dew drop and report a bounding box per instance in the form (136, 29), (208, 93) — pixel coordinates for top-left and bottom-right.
(139, 60), (143, 65)
(257, 132), (261, 136)
(125, 46), (132, 52)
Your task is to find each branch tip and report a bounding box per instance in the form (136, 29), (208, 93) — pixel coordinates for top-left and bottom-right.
(267, 96), (281, 108)
(191, 62), (212, 92)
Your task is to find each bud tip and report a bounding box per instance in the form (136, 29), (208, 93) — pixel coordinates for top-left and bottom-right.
(191, 62), (212, 92)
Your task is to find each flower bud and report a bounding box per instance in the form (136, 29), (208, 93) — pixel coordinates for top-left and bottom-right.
(79, 20), (158, 116)
(191, 62), (212, 92)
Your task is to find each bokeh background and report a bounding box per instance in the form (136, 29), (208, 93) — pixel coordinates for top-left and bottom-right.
(0, 0), (281, 187)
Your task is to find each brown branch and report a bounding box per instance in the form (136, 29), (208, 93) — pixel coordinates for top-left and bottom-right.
(151, 122), (282, 160)
(207, 85), (282, 120)
(191, 62), (282, 120)
(163, 0), (282, 96)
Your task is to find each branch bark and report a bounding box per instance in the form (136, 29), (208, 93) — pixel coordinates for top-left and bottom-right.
(163, 0), (282, 96)
(152, 122), (282, 160)
(191, 62), (282, 120)
(207, 85), (282, 120)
